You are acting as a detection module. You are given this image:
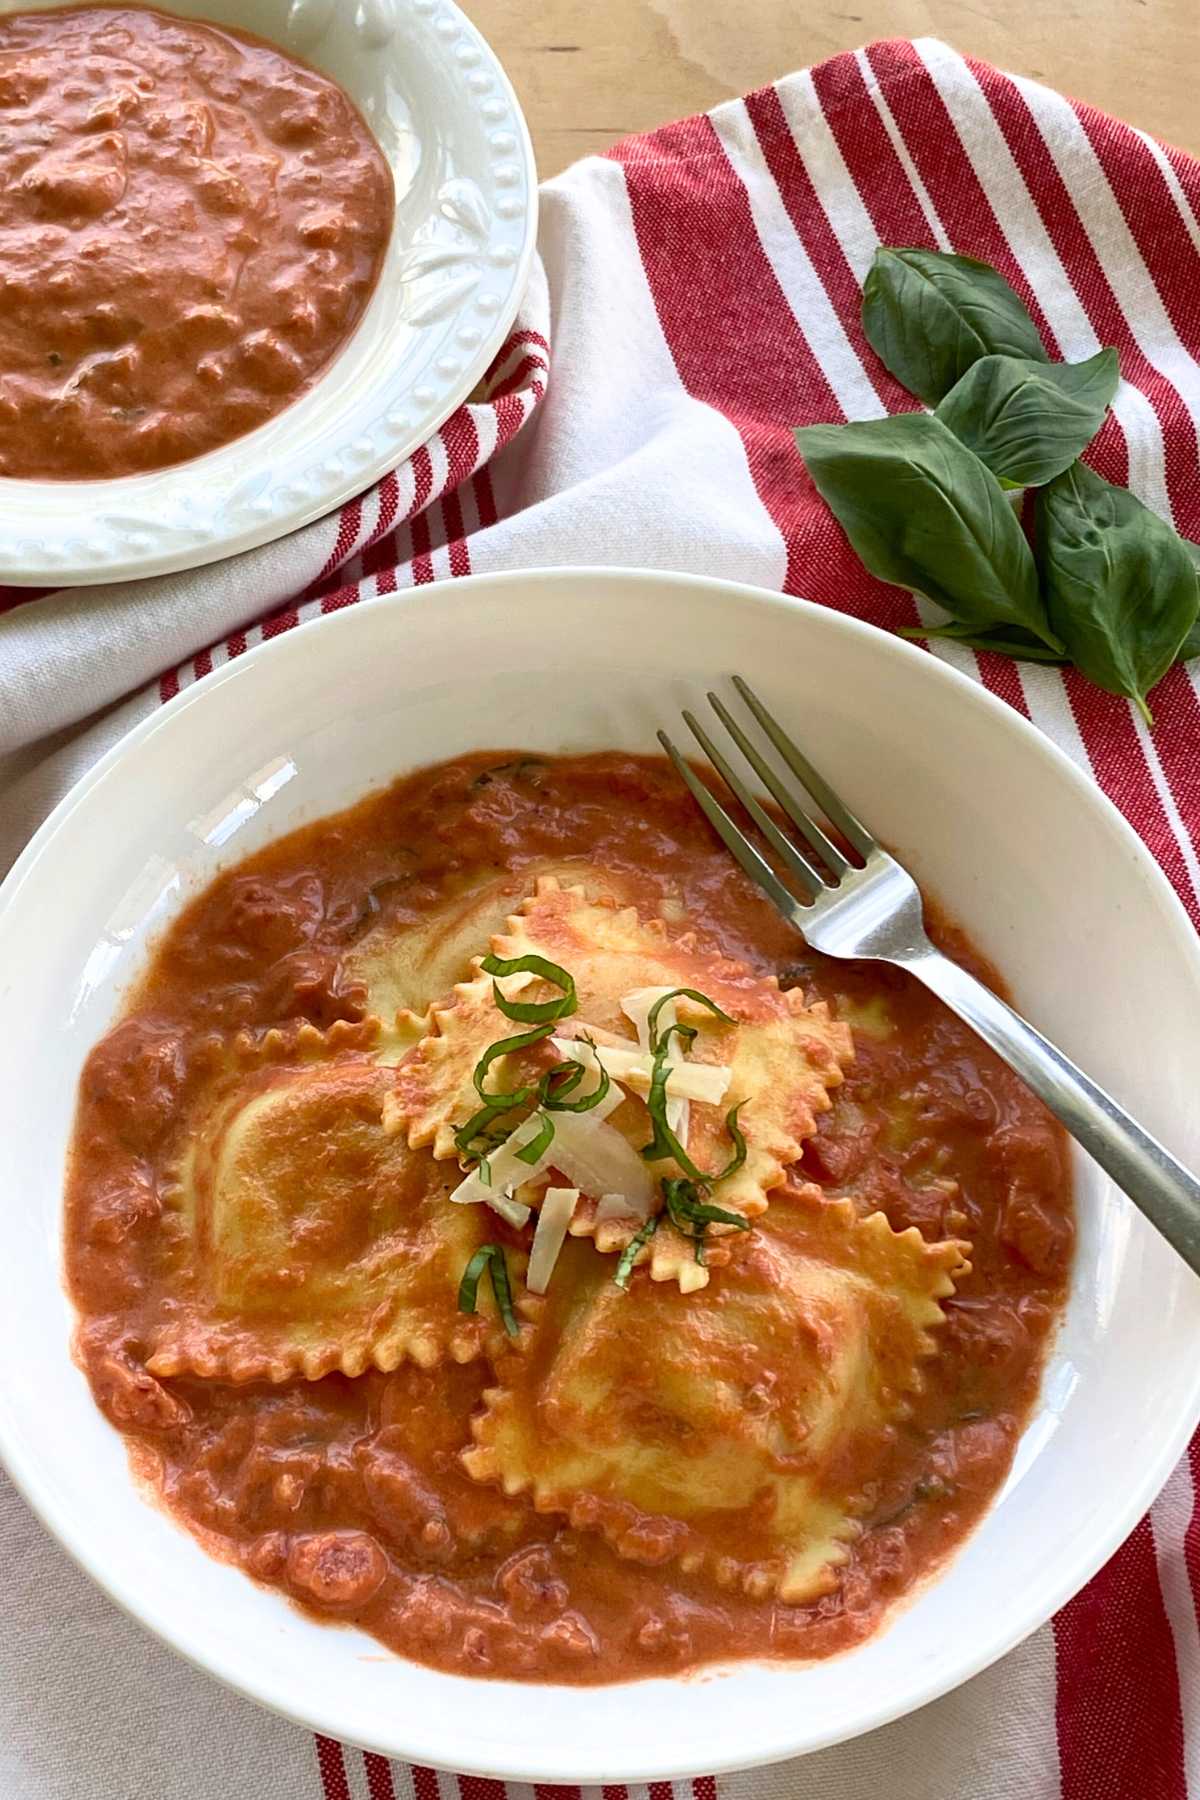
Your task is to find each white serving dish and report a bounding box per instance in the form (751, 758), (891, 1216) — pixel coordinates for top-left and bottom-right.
(0, 567), (1198, 1781)
(0, 0), (537, 586)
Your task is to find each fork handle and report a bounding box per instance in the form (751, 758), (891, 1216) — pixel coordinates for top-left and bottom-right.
(906, 946), (1200, 1277)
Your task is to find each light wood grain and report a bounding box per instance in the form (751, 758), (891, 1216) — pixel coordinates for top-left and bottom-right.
(469, 0), (1199, 177)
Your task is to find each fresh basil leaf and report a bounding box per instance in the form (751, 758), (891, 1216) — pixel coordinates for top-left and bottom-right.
(1036, 463), (1199, 723)
(861, 247), (1047, 405)
(901, 622), (1068, 664)
(1177, 541), (1200, 660)
(935, 349), (1118, 487)
(795, 414), (1059, 648)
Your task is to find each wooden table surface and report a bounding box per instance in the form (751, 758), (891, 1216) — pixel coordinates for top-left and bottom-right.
(469, 0), (1198, 177)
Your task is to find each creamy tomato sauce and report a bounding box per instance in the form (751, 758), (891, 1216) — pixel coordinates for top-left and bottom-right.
(0, 6), (392, 479)
(65, 753), (1073, 1683)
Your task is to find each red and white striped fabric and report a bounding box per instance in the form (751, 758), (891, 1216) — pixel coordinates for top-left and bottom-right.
(2, 35), (1199, 1800)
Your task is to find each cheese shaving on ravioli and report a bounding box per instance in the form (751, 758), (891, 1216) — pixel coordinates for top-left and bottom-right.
(463, 1184), (969, 1601)
(146, 1033), (506, 1384)
(385, 878), (852, 1289)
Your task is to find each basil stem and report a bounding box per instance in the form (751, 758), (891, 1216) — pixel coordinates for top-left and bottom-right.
(902, 623), (1067, 664)
(481, 952), (578, 1024)
(457, 1244), (520, 1337)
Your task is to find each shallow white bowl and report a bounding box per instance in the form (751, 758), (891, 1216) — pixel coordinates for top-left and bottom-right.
(0, 0), (537, 586)
(1, 568), (1199, 1782)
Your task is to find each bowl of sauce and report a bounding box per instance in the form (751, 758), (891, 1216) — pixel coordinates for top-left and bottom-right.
(0, 0), (536, 582)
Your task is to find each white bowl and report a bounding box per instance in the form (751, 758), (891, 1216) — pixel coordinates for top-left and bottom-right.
(0, 0), (537, 586)
(1, 568), (1199, 1782)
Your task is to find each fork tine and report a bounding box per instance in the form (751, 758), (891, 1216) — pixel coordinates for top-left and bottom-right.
(681, 709), (827, 895)
(731, 675), (876, 861)
(656, 731), (812, 917)
(706, 690), (850, 877)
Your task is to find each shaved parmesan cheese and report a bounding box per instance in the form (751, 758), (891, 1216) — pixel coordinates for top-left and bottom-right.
(481, 1189), (530, 1228)
(451, 1112), (544, 1216)
(554, 1018), (628, 1050)
(527, 1187), (579, 1294)
(550, 1036), (731, 1105)
(595, 1190), (640, 1226)
(545, 1111), (657, 1218)
(451, 1051), (625, 1213)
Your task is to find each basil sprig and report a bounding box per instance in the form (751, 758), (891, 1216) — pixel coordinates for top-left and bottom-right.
(457, 1243), (519, 1338)
(794, 245), (1200, 722)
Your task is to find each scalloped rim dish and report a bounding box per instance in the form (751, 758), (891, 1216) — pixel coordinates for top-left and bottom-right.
(0, 0), (537, 585)
(1, 568), (1199, 1781)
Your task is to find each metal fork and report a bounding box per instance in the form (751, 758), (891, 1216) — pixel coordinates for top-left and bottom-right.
(660, 674), (1200, 1278)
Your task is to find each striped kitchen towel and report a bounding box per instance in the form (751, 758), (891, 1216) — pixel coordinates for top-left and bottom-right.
(3, 36), (1200, 1800)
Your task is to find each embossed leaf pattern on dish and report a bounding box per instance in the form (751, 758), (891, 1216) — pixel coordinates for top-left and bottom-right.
(400, 178), (493, 326)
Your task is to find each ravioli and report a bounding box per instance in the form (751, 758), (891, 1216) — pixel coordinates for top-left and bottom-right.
(386, 879), (853, 1286)
(145, 1023), (503, 1383)
(463, 1184), (969, 1601)
(344, 861), (627, 1025)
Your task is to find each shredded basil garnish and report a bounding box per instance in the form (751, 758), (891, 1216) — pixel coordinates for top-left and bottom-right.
(481, 952), (578, 1025)
(662, 1175), (751, 1263)
(646, 987), (734, 1054)
(641, 1027), (747, 1186)
(641, 1026), (706, 1175)
(538, 1039), (613, 1113)
(457, 1243), (520, 1337)
(614, 1214), (660, 1290)
(514, 1110), (555, 1165)
(640, 986), (742, 1182)
(453, 1101), (517, 1170)
(473, 1022), (554, 1103)
(712, 1100), (748, 1183)
(662, 1176), (750, 1235)
(453, 1019), (556, 1172)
